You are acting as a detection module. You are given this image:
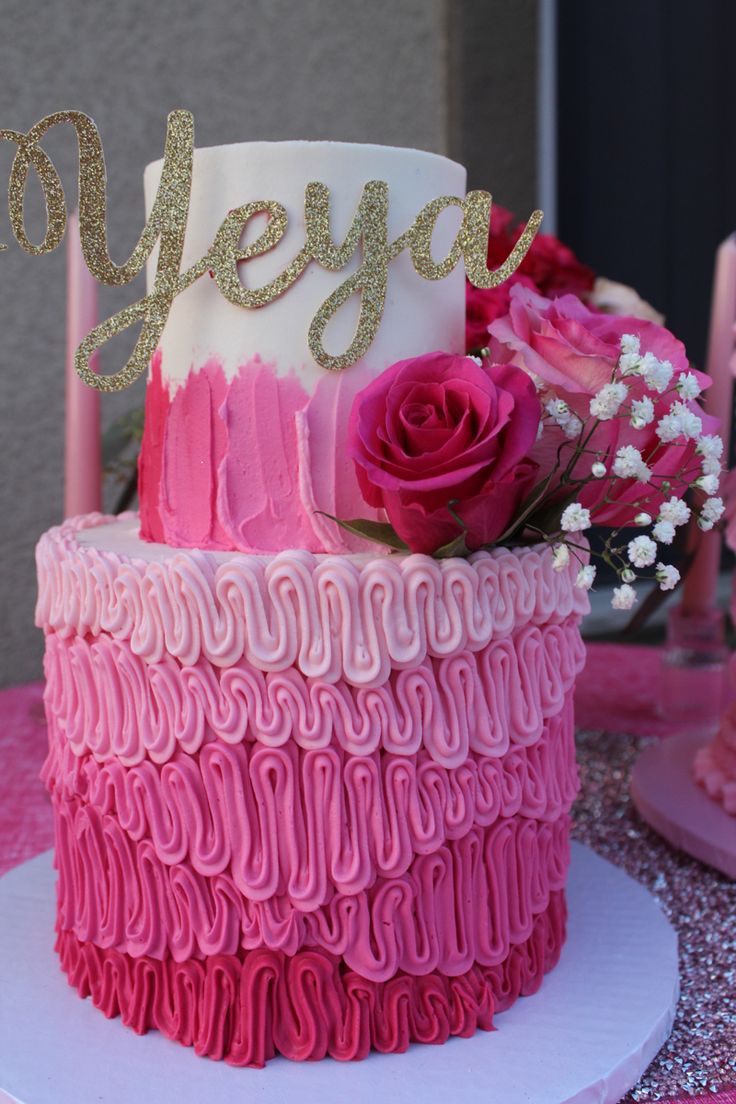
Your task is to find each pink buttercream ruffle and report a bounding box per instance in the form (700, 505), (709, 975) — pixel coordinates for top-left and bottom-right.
(42, 620), (584, 768)
(36, 515), (589, 689)
(43, 702), (577, 907)
(50, 788), (570, 979)
(56, 889), (566, 1067)
(38, 512), (584, 1064)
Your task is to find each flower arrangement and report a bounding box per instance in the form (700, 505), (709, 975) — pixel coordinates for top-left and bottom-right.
(329, 210), (725, 610)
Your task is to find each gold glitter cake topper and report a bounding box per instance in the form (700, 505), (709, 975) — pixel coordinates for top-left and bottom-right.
(0, 109), (543, 389)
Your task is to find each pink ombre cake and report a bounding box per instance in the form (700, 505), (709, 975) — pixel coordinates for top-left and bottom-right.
(36, 140), (588, 1066)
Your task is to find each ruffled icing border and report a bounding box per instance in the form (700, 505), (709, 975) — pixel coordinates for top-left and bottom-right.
(51, 790), (570, 980)
(43, 620), (585, 768)
(55, 889), (566, 1067)
(36, 515), (589, 688)
(44, 702), (578, 905)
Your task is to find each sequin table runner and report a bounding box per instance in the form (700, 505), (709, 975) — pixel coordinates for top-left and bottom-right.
(1, 650), (735, 1102)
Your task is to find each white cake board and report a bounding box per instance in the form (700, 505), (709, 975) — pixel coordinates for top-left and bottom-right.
(0, 843), (678, 1104)
(631, 731), (736, 879)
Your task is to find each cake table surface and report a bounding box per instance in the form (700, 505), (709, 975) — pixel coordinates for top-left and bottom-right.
(1, 643), (735, 1103)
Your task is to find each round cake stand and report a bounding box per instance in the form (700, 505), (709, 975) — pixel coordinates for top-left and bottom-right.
(0, 843), (678, 1104)
(631, 731), (736, 879)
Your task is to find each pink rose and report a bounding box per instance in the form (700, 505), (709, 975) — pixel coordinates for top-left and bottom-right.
(489, 285), (715, 525)
(466, 273), (537, 350)
(347, 352), (541, 554)
(466, 208), (595, 352)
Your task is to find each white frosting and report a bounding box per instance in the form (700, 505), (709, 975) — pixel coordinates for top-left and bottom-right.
(144, 141), (467, 390)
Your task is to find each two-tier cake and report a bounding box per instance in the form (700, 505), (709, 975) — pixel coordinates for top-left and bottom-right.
(36, 140), (587, 1065)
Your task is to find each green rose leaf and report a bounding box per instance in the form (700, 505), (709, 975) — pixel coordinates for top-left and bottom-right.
(314, 513), (410, 552)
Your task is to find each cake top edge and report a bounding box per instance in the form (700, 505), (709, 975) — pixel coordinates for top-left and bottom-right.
(144, 139), (466, 179)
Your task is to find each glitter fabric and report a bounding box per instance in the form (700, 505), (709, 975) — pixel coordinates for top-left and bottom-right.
(574, 730), (736, 1102)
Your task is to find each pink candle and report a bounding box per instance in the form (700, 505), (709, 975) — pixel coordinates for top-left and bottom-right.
(64, 210), (101, 518)
(681, 236), (736, 616)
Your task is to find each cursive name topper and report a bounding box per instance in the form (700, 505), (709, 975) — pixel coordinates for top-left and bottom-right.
(0, 110), (543, 390)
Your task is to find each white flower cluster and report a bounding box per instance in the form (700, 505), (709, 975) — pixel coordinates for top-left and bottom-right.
(617, 335), (674, 393)
(544, 398), (583, 439)
(699, 496), (725, 531)
(630, 395), (654, 429)
(544, 334), (726, 610)
(612, 445), (651, 483)
(656, 400), (702, 443)
(560, 503), (591, 533)
(589, 381), (628, 420)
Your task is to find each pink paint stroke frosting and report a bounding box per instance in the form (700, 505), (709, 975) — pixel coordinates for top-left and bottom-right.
(56, 889), (565, 1067)
(50, 790), (570, 980)
(42, 619), (584, 768)
(44, 701), (578, 904)
(138, 353), (384, 554)
(36, 515), (589, 688)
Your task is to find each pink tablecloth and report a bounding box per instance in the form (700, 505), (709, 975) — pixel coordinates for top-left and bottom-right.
(0, 680), (53, 877)
(1, 648), (734, 1104)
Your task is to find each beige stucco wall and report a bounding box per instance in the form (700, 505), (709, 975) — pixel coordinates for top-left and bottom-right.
(0, 0), (538, 686)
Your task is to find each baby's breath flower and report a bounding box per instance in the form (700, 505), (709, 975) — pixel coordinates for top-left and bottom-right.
(701, 455), (722, 478)
(652, 519), (675, 545)
(627, 534), (657, 567)
(575, 564), (596, 590)
(563, 414), (583, 438)
(544, 397), (582, 439)
(695, 473), (720, 496)
(545, 397), (570, 422)
(612, 583), (637, 610)
(612, 445), (647, 480)
(658, 497), (690, 527)
(656, 562), (680, 591)
(696, 434), (724, 461)
(655, 401), (701, 443)
(560, 502), (591, 533)
(619, 352), (642, 376)
(590, 381), (628, 420)
(671, 401), (702, 440)
(591, 461), (607, 478)
(656, 412), (683, 443)
(552, 543), (570, 571)
(634, 512), (653, 526)
(676, 372), (702, 401)
(698, 497), (725, 530)
(620, 333), (641, 357)
(621, 568), (636, 583)
(641, 353), (673, 394)
(630, 395), (655, 428)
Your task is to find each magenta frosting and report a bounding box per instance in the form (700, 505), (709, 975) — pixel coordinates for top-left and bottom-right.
(56, 889), (566, 1067)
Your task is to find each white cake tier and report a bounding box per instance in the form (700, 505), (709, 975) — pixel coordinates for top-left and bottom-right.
(144, 141), (467, 390)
